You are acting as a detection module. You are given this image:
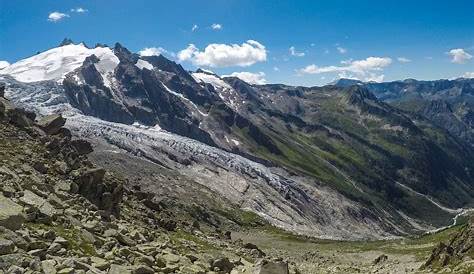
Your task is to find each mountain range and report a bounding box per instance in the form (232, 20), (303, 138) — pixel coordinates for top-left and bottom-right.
(2, 40), (474, 240)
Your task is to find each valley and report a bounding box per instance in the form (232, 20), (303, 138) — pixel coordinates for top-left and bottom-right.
(0, 39), (473, 273)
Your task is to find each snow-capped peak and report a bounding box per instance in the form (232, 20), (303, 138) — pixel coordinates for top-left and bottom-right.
(0, 43), (119, 85)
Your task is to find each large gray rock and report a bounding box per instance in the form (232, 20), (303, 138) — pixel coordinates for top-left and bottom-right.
(36, 114), (66, 135)
(70, 139), (94, 155)
(0, 194), (25, 230)
(108, 264), (133, 274)
(0, 239), (14, 255)
(19, 190), (56, 219)
(254, 259), (289, 274)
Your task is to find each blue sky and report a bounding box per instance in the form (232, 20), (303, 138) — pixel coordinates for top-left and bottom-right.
(1, 0), (473, 86)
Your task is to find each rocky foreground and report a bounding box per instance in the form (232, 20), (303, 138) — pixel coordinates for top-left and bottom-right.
(0, 86), (291, 273)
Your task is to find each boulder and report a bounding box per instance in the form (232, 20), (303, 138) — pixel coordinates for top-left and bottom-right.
(108, 264), (133, 274)
(0, 239), (14, 255)
(211, 257), (234, 273)
(254, 259), (289, 274)
(19, 190), (56, 220)
(70, 139), (94, 155)
(8, 107), (34, 127)
(36, 114), (66, 135)
(41, 259), (57, 274)
(373, 254), (388, 265)
(0, 194), (25, 230)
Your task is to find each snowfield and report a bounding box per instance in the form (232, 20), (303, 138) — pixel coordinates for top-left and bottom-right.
(0, 43), (119, 86)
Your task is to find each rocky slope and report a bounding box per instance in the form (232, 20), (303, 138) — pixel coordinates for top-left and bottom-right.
(423, 218), (474, 272)
(0, 89), (296, 273)
(1, 40), (474, 241)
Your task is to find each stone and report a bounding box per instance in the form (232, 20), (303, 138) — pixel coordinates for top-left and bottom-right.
(7, 265), (25, 274)
(57, 267), (75, 274)
(103, 229), (118, 237)
(36, 114), (66, 135)
(254, 259), (289, 274)
(91, 256), (110, 271)
(28, 248), (46, 259)
(373, 254), (388, 265)
(108, 264), (133, 274)
(211, 257), (234, 273)
(43, 230), (56, 240)
(132, 265), (154, 274)
(53, 236), (69, 246)
(32, 162), (48, 174)
(161, 253), (181, 264)
(70, 139), (94, 155)
(19, 190), (56, 220)
(0, 194), (25, 230)
(41, 259), (57, 274)
(47, 242), (62, 254)
(8, 108), (34, 128)
(0, 239), (14, 255)
(116, 233), (136, 246)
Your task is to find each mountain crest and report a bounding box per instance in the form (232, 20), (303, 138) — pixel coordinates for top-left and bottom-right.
(59, 38), (75, 46)
(343, 85), (378, 105)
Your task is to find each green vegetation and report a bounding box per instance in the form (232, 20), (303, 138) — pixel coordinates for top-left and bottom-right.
(26, 222), (97, 256)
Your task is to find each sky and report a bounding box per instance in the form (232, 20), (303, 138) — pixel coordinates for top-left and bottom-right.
(1, 0), (473, 86)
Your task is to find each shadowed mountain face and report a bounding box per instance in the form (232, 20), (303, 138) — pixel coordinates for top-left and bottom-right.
(1, 42), (474, 239)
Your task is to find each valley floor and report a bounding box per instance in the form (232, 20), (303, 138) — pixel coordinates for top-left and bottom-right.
(230, 225), (469, 273)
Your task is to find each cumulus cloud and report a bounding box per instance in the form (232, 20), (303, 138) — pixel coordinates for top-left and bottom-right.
(397, 57), (411, 63)
(289, 46), (305, 57)
(336, 46), (347, 54)
(462, 72), (474, 78)
(177, 40), (267, 67)
(224, 72), (266, 85)
(71, 7), (87, 13)
(211, 23), (222, 30)
(48, 11), (69, 22)
(298, 56), (392, 82)
(138, 47), (174, 57)
(447, 48), (472, 64)
(191, 24), (198, 32)
(0, 61), (10, 70)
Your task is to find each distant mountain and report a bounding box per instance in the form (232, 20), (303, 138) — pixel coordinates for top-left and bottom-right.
(2, 41), (474, 239)
(337, 78), (474, 145)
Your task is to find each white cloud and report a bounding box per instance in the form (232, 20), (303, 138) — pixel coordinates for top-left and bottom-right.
(447, 48), (472, 64)
(336, 46), (347, 54)
(192, 24), (198, 32)
(48, 11), (69, 22)
(298, 56), (392, 82)
(138, 47), (174, 57)
(224, 72), (266, 85)
(289, 46), (305, 57)
(211, 23), (222, 30)
(71, 7), (87, 13)
(0, 61), (10, 70)
(397, 57), (411, 63)
(177, 40), (267, 67)
(273, 66), (280, 71)
(462, 72), (474, 78)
